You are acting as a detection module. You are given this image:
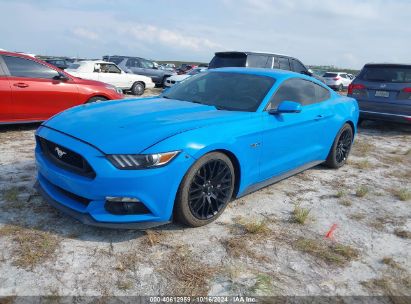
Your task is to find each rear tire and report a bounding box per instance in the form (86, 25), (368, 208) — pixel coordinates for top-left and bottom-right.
(174, 152), (235, 227)
(325, 123), (353, 169)
(86, 96), (108, 103)
(131, 82), (145, 96)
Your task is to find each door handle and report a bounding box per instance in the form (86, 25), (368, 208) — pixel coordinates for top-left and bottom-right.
(314, 115), (324, 120)
(13, 83), (29, 88)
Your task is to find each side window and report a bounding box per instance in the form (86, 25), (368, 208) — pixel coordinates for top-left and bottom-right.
(278, 57), (290, 70)
(269, 78), (317, 109)
(140, 59), (154, 69)
(291, 59), (308, 74)
(247, 55), (269, 68)
(3, 55), (59, 79)
(341, 74), (347, 79)
(314, 83), (331, 102)
(126, 58), (138, 68)
(100, 64), (121, 73)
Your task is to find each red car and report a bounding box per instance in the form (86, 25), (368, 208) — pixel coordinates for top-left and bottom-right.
(0, 51), (124, 124)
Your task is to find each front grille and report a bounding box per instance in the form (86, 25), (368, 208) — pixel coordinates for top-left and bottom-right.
(37, 136), (96, 178)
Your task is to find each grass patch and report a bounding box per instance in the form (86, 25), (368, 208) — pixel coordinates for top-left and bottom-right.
(391, 188), (411, 201)
(2, 187), (20, 203)
(355, 185), (369, 197)
(335, 190), (346, 198)
(381, 257), (404, 271)
(115, 251), (140, 272)
(339, 199), (352, 207)
(0, 225), (60, 269)
(160, 246), (216, 295)
(294, 238), (359, 266)
(116, 278), (133, 290)
(223, 237), (270, 262)
(352, 160), (371, 170)
(290, 204), (311, 224)
(249, 273), (273, 295)
(394, 229), (411, 239)
(352, 140), (374, 156)
(142, 230), (165, 246)
(242, 219), (270, 235)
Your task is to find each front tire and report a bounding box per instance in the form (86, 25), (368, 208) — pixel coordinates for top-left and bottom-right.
(174, 152), (235, 227)
(325, 123), (353, 169)
(131, 82), (145, 96)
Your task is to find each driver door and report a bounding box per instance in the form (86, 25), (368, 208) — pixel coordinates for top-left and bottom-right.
(97, 63), (124, 88)
(259, 78), (332, 180)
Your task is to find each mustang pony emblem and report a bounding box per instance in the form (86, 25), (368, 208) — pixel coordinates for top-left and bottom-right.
(54, 147), (67, 158)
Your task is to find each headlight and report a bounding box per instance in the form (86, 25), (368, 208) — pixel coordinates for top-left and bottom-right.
(105, 85), (123, 95)
(107, 151), (180, 169)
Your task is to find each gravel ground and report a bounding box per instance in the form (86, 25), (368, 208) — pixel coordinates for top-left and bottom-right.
(0, 90), (410, 297)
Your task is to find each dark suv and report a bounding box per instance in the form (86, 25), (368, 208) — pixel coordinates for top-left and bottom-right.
(208, 51), (324, 82)
(103, 55), (174, 87)
(348, 63), (411, 124)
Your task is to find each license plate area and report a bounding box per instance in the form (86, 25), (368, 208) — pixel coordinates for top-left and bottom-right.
(375, 90), (389, 98)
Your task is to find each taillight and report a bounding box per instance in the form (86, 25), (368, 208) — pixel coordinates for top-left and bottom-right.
(333, 77), (340, 80)
(348, 84), (365, 95)
(403, 88), (411, 93)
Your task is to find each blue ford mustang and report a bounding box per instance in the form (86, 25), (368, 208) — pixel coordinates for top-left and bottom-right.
(35, 68), (359, 228)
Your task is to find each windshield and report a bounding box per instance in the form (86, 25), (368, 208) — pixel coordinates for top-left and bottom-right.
(359, 65), (411, 83)
(208, 53), (247, 69)
(163, 71), (275, 112)
(67, 63), (80, 70)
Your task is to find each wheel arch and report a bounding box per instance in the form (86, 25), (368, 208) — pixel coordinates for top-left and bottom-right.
(85, 95), (110, 103)
(210, 148), (242, 198)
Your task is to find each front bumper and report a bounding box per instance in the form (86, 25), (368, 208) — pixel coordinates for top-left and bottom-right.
(35, 126), (195, 229)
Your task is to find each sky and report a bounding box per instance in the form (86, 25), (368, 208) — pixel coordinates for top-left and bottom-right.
(0, 0), (409, 69)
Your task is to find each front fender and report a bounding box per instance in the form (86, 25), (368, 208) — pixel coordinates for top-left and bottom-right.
(143, 116), (264, 195)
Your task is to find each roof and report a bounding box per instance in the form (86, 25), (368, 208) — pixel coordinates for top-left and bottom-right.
(364, 63), (411, 67)
(214, 50), (291, 58)
(209, 67), (318, 83)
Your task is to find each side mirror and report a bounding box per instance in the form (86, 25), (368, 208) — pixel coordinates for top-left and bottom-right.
(53, 72), (69, 81)
(269, 101), (302, 114)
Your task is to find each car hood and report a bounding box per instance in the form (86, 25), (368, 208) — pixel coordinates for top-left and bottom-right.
(44, 97), (251, 154)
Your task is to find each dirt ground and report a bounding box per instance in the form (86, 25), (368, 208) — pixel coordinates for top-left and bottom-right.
(0, 89), (410, 297)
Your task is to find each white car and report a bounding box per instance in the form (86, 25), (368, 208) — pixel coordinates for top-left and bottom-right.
(66, 61), (155, 95)
(164, 67), (207, 88)
(322, 72), (352, 91)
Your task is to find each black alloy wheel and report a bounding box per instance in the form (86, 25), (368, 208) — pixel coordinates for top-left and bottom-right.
(325, 123), (353, 168)
(188, 159), (233, 220)
(335, 129), (352, 164)
(174, 152), (235, 227)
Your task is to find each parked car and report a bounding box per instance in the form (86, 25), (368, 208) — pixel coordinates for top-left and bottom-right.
(208, 51), (325, 83)
(44, 58), (70, 70)
(0, 51), (123, 124)
(176, 64), (196, 75)
(164, 67), (207, 88)
(35, 68), (358, 229)
(323, 72), (352, 91)
(102, 55), (175, 87)
(348, 63), (411, 124)
(159, 63), (176, 72)
(65, 61), (154, 95)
